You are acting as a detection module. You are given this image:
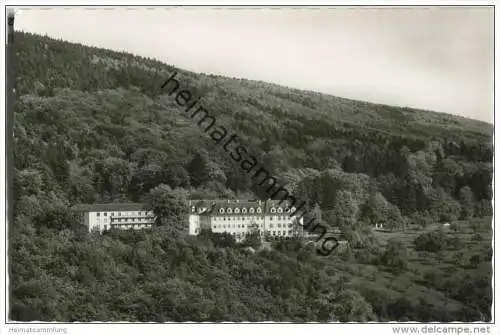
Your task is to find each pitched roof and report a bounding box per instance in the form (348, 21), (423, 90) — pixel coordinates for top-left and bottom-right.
(72, 203), (148, 212)
(190, 199), (298, 215)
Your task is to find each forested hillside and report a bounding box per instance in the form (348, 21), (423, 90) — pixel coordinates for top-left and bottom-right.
(10, 32), (493, 322)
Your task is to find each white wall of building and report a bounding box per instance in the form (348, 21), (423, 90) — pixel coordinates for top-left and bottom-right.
(188, 210), (304, 240)
(86, 209), (155, 232)
(188, 214), (200, 235)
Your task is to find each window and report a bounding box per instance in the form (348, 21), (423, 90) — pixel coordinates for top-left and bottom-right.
(256, 208), (262, 213)
(223, 217), (226, 221)
(227, 208), (232, 213)
(278, 224), (282, 228)
(238, 224), (241, 228)
(270, 216), (273, 221)
(288, 230), (293, 235)
(104, 224), (108, 230)
(220, 208), (225, 214)
(270, 224), (274, 228)
(288, 223), (293, 228)
(272, 231), (276, 236)
(242, 208), (247, 213)
(104, 212), (107, 217)
(290, 207), (296, 213)
(96, 212), (100, 217)
(277, 208), (283, 213)
(234, 208), (240, 213)
(285, 208), (290, 213)
(278, 231), (282, 235)
(249, 208), (255, 214)
(270, 208), (276, 213)
(118, 212), (121, 216)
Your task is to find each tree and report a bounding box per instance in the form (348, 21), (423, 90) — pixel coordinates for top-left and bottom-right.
(429, 188), (461, 223)
(332, 190), (359, 227)
(408, 211), (433, 228)
(362, 192), (390, 227)
(385, 203), (404, 231)
(163, 164), (190, 189)
(381, 238), (408, 273)
(129, 163), (163, 196)
(33, 207), (82, 232)
(14, 169), (44, 198)
(475, 199), (492, 217)
(321, 289), (377, 322)
(145, 184), (188, 227)
(458, 186), (475, 219)
(186, 152), (213, 187)
(414, 229), (448, 252)
(433, 158), (463, 194)
(242, 227), (262, 249)
(93, 157), (133, 200)
(130, 148), (168, 168)
(361, 192), (402, 230)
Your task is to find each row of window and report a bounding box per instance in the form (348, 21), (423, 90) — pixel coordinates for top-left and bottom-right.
(219, 207), (261, 214)
(214, 216), (262, 221)
(96, 211), (149, 217)
(214, 223), (260, 229)
(213, 223), (293, 229)
(226, 230), (294, 236)
(102, 223), (153, 230)
(109, 217), (153, 223)
(213, 216), (291, 221)
(217, 207), (296, 214)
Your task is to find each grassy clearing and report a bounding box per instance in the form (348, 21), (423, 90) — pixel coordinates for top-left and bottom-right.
(319, 217), (493, 320)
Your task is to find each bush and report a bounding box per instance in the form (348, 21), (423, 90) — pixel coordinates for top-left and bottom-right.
(414, 229), (465, 252)
(414, 229), (447, 252)
(409, 212), (433, 228)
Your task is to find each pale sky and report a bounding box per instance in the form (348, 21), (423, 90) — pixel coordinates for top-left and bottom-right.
(15, 7), (494, 123)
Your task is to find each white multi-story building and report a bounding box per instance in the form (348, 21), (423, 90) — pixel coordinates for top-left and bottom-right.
(73, 203), (155, 232)
(188, 199), (305, 241)
(73, 199), (306, 239)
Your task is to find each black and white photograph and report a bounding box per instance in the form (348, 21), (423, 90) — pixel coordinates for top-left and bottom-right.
(1, 2), (496, 334)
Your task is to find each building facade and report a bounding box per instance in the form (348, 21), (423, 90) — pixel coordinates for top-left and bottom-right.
(73, 203), (155, 232)
(188, 199), (305, 241)
(73, 199), (306, 239)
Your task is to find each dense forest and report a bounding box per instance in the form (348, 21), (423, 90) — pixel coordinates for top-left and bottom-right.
(9, 32), (493, 322)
